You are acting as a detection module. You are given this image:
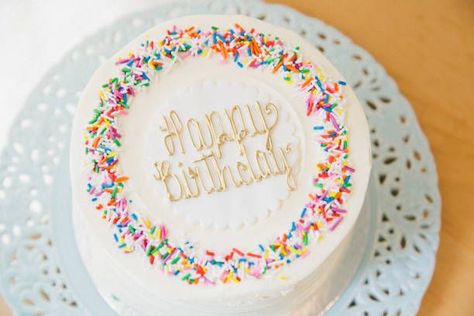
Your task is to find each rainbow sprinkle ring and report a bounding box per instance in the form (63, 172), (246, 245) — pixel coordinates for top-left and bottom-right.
(84, 24), (354, 285)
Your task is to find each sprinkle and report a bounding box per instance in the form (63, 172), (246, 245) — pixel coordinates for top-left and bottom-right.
(247, 252), (262, 259)
(115, 176), (129, 183)
(181, 273), (191, 281)
(232, 248), (244, 256)
(113, 138), (122, 147)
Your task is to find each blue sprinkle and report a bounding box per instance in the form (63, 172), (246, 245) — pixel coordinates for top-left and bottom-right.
(141, 72), (150, 81)
(291, 221), (296, 232)
(131, 213), (138, 221)
(217, 33), (225, 42)
(323, 196), (334, 203)
(300, 208), (307, 217)
(315, 76), (323, 91)
(344, 175), (351, 184)
(338, 80), (347, 86)
(313, 125), (324, 131)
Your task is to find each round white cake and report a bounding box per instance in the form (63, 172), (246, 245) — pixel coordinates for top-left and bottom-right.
(70, 15), (372, 316)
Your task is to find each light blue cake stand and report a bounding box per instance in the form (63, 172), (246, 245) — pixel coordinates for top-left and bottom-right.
(0, 1), (441, 315)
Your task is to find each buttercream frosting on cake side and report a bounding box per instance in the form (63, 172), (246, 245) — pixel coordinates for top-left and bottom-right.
(70, 15), (372, 315)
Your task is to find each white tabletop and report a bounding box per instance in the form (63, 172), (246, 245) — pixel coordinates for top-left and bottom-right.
(0, 0), (173, 152)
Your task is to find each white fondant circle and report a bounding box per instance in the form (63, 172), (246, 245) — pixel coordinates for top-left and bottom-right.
(126, 76), (303, 229)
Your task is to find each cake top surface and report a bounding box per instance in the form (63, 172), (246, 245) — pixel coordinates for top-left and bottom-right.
(70, 15), (371, 292)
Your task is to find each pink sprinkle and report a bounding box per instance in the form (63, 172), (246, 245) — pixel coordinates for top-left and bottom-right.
(329, 217), (343, 231)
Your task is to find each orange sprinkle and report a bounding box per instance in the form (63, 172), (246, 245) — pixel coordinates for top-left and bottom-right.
(218, 41), (227, 59)
(286, 64), (299, 73)
(115, 176), (129, 183)
(300, 77), (312, 89)
(92, 137), (101, 148)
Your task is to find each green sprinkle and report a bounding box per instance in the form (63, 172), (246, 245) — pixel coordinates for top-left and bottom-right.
(171, 256), (180, 264)
(113, 138), (122, 147)
(88, 110), (101, 124)
(111, 186), (118, 199)
(156, 241), (165, 251)
(151, 247), (161, 256)
(181, 273), (191, 281)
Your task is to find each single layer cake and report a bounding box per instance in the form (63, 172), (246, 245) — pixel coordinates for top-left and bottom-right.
(70, 15), (372, 316)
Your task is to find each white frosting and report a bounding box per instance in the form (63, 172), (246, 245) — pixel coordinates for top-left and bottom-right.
(70, 15), (372, 315)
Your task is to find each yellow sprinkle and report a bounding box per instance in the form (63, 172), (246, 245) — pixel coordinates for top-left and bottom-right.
(279, 275), (289, 281)
(288, 246), (302, 255)
(144, 218), (151, 229)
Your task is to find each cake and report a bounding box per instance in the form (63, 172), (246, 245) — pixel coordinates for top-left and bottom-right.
(70, 15), (372, 315)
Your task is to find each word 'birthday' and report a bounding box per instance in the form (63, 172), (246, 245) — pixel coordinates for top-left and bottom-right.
(153, 102), (296, 202)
